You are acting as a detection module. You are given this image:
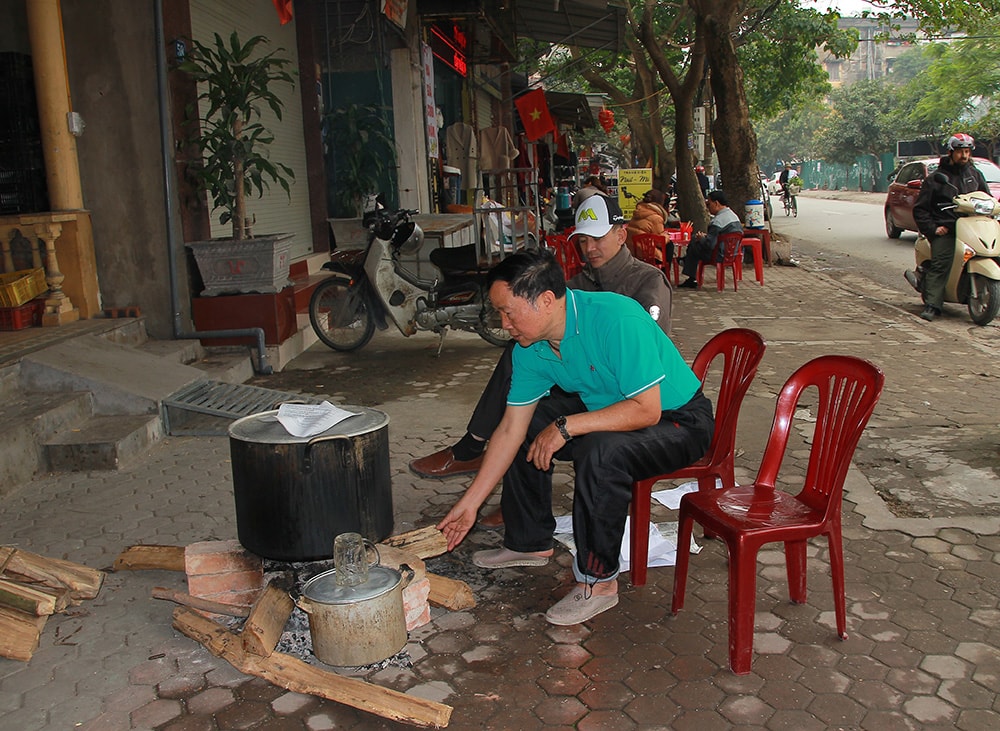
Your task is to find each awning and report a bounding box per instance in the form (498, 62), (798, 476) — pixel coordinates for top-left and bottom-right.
(545, 91), (597, 129)
(511, 0), (624, 52)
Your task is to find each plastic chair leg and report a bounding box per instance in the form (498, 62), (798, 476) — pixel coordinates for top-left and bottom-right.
(728, 542), (758, 675)
(785, 539), (808, 604)
(742, 238), (764, 285)
(629, 479), (654, 587)
(671, 512), (695, 613)
(827, 528), (849, 639)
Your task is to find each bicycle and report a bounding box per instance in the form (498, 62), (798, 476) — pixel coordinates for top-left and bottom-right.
(782, 187), (798, 217)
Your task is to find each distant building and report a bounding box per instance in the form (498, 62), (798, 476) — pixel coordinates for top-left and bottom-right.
(819, 16), (952, 87)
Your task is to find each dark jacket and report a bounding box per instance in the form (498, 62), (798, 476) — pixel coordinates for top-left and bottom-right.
(569, 245), (673, 335)
(913, 156), (990, 240)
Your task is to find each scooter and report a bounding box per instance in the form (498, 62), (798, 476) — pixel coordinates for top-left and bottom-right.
(309, 205), (509, 352)
(905, 176), (1000, 325)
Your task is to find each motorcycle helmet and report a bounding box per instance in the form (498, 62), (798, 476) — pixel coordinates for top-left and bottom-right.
(392, 220), (424, 254)
(946, 133), (975, 150)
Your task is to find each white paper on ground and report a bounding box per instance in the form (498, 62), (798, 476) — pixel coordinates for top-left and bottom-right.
(276, 401), (356, 438)
(553, 515), (701, 571)
(651, 477), (725, 510)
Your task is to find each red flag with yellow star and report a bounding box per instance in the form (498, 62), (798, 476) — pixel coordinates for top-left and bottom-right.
(515, 88), (556, 141)
(272, 0), (293, 24)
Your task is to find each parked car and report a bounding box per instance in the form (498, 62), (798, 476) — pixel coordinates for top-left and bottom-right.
(766, 172), (783, 195)
(884, 157), (1000, 238)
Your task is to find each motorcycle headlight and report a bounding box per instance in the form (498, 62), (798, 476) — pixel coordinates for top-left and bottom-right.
(972, 200), (996, 215)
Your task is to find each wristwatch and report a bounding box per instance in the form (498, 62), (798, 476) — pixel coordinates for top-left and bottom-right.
(555, 415), (572, 441)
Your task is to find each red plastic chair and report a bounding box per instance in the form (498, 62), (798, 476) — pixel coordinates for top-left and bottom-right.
(629, 328), (766, 587)
(545, 233), (584, 280)
(632, 232), (670, 272)
(697, 231), (744, 291)
(740, 235), (764, 286)
(671, 355), (885, 674)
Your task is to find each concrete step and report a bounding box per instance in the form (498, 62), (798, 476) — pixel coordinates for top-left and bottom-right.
(44, 413), (163, 471)
(0, 390), (94, 494)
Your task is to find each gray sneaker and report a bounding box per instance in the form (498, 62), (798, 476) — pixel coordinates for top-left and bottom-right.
(904, 269), (920, 290)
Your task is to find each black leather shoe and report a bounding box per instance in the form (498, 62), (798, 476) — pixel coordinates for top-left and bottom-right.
(409, 448), (483, 478)
(678, 278), (698, 289)
(919, 305), (940, 322)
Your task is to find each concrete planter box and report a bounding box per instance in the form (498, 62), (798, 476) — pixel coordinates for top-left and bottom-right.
(188, 233), (293, 296)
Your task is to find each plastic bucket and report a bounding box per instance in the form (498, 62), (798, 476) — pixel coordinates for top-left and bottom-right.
(745, 200), (764, 229)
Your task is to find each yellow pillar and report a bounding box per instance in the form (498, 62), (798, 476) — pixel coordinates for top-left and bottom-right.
(25, 0), (84, 211)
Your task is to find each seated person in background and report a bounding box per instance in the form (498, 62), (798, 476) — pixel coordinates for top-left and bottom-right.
(625, 189), (670, 261)
(410, 195), (673, 527)
(572, 175), (608, 208)
(678, 190), (744, 289)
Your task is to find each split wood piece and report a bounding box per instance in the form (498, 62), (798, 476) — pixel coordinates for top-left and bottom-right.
(426, 573), (475, 611)
(151, 587), (251, 617)
(380, 526), (447, 560)
(0, 606), (48, 662)
(0, 578), (69, 616)
(241, 583), (294, 657)
(172, 607), (452, 728)
(113, 545), (186, 572)
(0, 546), (104, 600)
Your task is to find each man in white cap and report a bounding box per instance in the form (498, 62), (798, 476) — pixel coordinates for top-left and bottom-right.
(436, 244), (713, 626)
(409, 195), (674, 492)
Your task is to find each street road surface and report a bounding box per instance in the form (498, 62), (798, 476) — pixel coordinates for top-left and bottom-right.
(771, 192), (915, 294)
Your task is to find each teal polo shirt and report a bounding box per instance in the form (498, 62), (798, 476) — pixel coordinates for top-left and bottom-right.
(507, 289), (700, 412)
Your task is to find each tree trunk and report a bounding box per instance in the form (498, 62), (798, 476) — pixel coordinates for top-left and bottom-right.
(233, 118), (246, 240)
(634, 3), (710, 230)
(695, 1), (758, 223)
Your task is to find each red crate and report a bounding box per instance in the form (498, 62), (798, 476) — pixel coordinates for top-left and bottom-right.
(0, 299), (43, 331)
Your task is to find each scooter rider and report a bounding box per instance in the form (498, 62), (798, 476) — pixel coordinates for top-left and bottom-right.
(909, 133), (991, 321)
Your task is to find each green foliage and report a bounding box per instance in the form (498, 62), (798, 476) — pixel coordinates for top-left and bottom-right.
(816, 79), (908, 162)
(740, 5), (858, 120)
(326, 103), (396, 218)
(178, 31), (295, 241)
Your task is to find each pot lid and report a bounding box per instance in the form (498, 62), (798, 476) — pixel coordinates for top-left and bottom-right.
(302, 565), (400, 604)
(228, 406), (389, 444)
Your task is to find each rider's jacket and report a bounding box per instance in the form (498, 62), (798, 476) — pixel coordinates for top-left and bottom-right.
(913, 156), (990, 240)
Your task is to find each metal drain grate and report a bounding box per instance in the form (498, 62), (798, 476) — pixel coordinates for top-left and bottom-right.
(162, 380), (321, 436)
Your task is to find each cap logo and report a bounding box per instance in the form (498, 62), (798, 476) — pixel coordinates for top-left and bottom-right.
(578, 208), (599, 222)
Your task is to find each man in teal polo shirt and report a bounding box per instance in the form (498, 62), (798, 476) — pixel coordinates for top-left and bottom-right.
(437, 248), (714, 626)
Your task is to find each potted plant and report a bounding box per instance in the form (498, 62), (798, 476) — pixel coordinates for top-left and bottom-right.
(179, 31), (296, 295)
(325, 103), (396, 246)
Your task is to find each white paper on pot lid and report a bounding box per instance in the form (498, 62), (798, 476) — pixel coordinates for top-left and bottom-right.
(276, 401), (356, 438)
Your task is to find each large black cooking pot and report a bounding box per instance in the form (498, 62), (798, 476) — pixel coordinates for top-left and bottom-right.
(228, 406), (392, 561)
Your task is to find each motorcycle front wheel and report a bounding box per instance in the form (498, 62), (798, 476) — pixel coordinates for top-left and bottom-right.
(967, 274), (1000, 326)
(309, 277), (376, 351)
(475, 300), (511, 347)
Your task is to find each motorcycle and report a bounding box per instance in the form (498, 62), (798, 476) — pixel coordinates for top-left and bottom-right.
(309, 205), (509, 352)
(905, 176), (1000, 326)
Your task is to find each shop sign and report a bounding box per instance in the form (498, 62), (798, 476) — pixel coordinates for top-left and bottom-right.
(617, 168), (652, 219)
(421, 42), (438, 159)
(382, 0), (408, 29)
(430, 23), (468, 77)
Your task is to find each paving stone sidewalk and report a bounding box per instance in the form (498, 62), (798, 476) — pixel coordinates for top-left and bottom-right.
(1, 263), (999, 731)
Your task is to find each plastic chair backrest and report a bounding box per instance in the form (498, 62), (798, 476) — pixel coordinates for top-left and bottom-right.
(546, 233), (584, 279)
(631, 233), (669, 268)
(754, 355), (885, 514)
(691, 328), (767, 469)
(717, 231), (744, 264)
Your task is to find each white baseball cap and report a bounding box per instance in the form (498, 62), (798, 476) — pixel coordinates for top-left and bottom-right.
(570, 195), (626, 240)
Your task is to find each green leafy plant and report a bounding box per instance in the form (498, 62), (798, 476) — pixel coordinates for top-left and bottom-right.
(327, 104), (396, 217)
(179, 31), (295, 240)
(789, 175), (804, 188)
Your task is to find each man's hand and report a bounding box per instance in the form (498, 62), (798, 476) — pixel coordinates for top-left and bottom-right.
(526, 422), (566, 471)
(436, 497), (479, 551)
(935, 225), (949, 236)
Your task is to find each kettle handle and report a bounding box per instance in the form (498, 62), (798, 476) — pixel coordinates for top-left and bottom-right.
(295, 596), (313, 614)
